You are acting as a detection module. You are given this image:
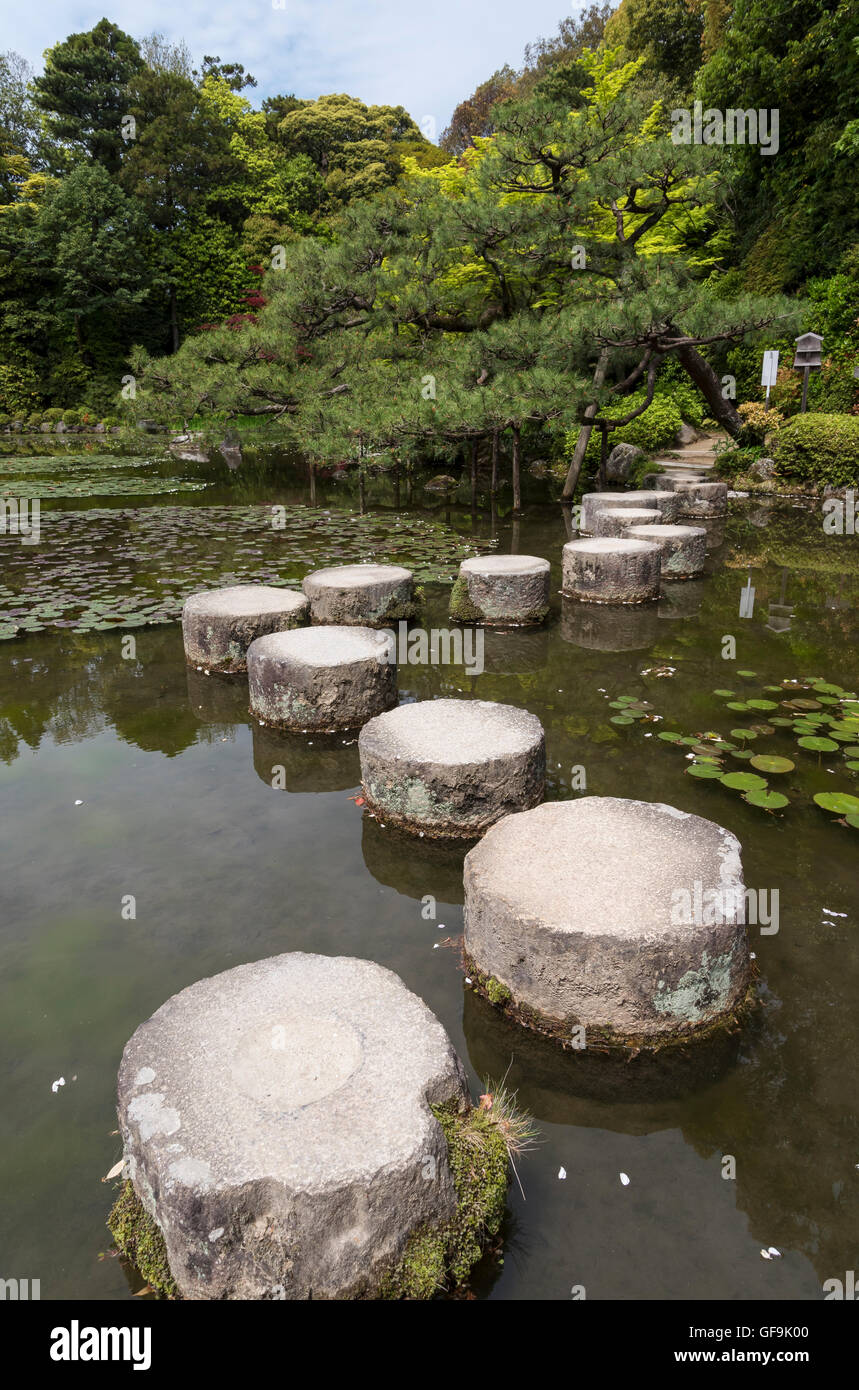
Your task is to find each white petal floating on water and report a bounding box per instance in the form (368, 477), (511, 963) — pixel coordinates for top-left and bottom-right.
(558, 1167), (567, 1180)
(464, 977), (472, 984)
(619, 1172), (630, 1186)
(767, 1246), (782, 1258)
(822, 908), (847, 918)
(51, 1077), (65, 1092)
(74, 799), (83, 806)
(760, 1249), (771, 1260)
(103, 1159), (125, 1182)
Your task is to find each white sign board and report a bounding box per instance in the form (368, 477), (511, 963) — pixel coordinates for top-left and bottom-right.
(761, 350), (779, 388)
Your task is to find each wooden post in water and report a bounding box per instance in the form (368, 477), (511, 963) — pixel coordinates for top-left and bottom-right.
(511, 424), (522, 515)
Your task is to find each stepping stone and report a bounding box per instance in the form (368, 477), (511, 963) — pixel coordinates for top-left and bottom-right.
(463, 798), (752, 1045)
(112, 953), (494, 1300)
(449, 554), (551, 625)
(592, 506), (661, 538)
(626, 523), (707, 579)
(182, 585), (309, 673)
(303, 564), (418, 627)
(359, 698), (545, 838)
(247, 626), (396, 731)
(673, 481), (729, 518)
(561, 537), (661, 605)
(580, 490), (678, 533)
(560, 596), (660, 651)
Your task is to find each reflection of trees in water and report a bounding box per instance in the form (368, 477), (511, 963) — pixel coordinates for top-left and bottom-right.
(0, 626), (240, 764)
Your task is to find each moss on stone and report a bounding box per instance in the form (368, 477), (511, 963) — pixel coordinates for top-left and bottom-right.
(448, 575), (485, 622)
(107, 1181), (180, 1300)
(379, 1101), (509, 1299)
(485, 976), (512, 1007)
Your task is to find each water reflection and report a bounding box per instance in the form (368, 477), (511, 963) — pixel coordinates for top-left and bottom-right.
(560, 596), (661, 651)
(252, 723), (360, 793)
(462, 987), (744, 1117)
(361, 815), (467, 905)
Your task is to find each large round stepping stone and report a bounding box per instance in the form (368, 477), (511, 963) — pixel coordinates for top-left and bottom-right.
(592, 506), (661, 538)
(449, 554), (551, 625)
(580, 490), (678, 533)
(673, 481), (728, 518)
(114, 953), (479, 1300)
(359, 698), (545, 838)
(464, 798), (752, 1044)
(247, 626), (396, 731)
(626, 523), (707, 579)
(303, 564), (418, 627)
(182, 585), (309, 673)
(562, 537), (661, 604)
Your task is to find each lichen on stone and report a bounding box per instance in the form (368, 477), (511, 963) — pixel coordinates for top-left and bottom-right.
(107, 1180), (180, 1300)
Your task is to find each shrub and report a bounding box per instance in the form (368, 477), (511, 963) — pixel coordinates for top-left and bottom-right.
(62, 408), (82, 426)
(737, 401), (784, 447)
(775, 413), (859, 487)
(42, 408), (65, 422)
(0, 412), (10, 428)
(101, 414), (121, 428)
(26, 412), (42, 428)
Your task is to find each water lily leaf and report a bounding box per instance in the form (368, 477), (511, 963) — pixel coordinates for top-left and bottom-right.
(687, 763), (723, 779)
(747, 699), (778, 711)
(720, 771), (768, 791)
(813, 792), (859, 815)
(797, 737), (838, 752)
(744, 789), (789, 810)
(730, 728), (758, 742)
(749, 755), (795, 774)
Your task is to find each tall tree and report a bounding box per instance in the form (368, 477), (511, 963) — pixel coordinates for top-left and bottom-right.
(33, 18), (143, 174)
(119, 67), (239, 350)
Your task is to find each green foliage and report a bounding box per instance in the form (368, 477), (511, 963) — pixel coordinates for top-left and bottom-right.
(107, 1181), (179, 1299)
(380, 1099), (511, 1299)
(33, 19), (144, 173)
(775, 413), (859, 487)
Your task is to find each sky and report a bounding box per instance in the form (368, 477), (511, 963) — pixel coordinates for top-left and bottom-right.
(3, 0), (585, 137)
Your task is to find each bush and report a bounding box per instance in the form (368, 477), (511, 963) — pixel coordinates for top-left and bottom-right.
(737, 401), (784, 447)
(0, 412), (10, 428)
(775, 413), (859, 487)
(62, 408), (82, 426)
(26, 412), (42, 428)
(42, 408), (64, 422)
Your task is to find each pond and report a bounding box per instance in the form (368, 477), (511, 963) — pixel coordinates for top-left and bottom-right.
(1, 440), (857, 1301)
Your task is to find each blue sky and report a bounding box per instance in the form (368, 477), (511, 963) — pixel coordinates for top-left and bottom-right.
(5, 1), (584, 136)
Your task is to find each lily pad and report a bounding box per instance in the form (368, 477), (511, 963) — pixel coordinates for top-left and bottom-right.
(749, 755), (795, 774)
(720, 771), (768, 791)
(813, 792), (859, 815)
(686, 763), (723, 779)
(744, 789), (789, 810)
(797, 737), (838, 753)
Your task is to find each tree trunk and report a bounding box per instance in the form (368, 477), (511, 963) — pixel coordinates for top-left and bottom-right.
(169, 284), (180, 354)
(511, 424), (522, 514)
(598, 424), (609, 490)
(470, 437), (479, 509)
(561, 348), (609, 502)
(674, 343), (742, 436)
(490, 428), (499, 494)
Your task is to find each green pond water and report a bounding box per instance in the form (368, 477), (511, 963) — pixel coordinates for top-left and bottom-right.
(1, 442), (857, 1301)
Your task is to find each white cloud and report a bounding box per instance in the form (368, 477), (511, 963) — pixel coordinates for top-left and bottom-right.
(5, 0), (585, 133)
